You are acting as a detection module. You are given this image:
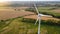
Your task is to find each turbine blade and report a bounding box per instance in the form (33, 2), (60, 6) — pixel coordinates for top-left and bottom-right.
(34, 4), (39, 14)
(34, 18), (38, 25)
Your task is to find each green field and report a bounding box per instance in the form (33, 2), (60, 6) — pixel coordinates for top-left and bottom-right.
(0, 17), (60, 34)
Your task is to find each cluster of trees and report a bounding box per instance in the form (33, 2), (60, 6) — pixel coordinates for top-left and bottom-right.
(41, 20), (60, 26)
(0, 20), (6, 27)
(14, 8), (20, 11)
(51, 4), (60, 7)
(0, 18), (14, 28)
(22, 18), (35, 23)
(25, 8), (36, 12)
(40, 4), (60, 7)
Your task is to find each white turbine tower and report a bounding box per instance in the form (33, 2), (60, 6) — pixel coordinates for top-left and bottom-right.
(34, 4), (41, 34)
(34, 3), (50, 34)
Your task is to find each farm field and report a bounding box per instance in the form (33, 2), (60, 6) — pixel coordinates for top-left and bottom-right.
(38, 7), (60, 13)
(0, 17), (60, 34)
(38, 7), (60, 18)
(52, 9), (60, 13)
(0, 7), (35, 20)
(0, 7), (60, 34)
(0, 7), (60, 21)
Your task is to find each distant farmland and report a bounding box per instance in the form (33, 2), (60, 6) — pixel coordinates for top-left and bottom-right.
(0, 7), (35, 20)
(52, 9), (60, 13)
(0, 7), (60, 34)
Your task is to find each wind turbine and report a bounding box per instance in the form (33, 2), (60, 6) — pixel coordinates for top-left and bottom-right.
(34, 3), (42, 34)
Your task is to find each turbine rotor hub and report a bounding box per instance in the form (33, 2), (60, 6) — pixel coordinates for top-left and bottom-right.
(38, 14), (41, 17)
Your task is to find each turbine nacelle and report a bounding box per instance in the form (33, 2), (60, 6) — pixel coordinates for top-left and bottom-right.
(38, 14), (51, 17)
(38, 14), (42, 17)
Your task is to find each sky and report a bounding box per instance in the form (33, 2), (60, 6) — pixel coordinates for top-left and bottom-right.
(0, 0), (60, 2)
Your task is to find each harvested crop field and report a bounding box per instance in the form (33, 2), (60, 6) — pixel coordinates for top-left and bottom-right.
(23, 15), (60, 21)
(0, 7), (35, 20)
(52, 9), (60, 13)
